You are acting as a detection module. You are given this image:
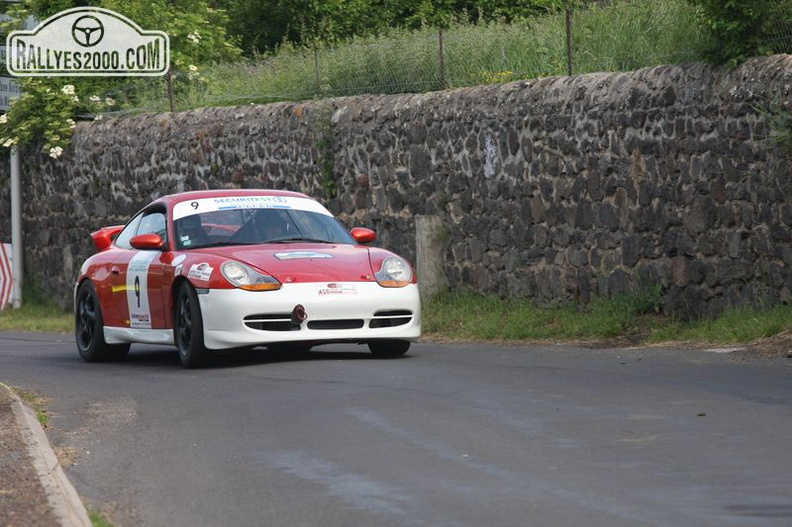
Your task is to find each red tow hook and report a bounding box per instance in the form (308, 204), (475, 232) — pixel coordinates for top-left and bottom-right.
(291, 304), (308, 326)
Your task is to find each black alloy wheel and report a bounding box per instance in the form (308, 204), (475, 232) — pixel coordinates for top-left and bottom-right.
(174, 281), (210, 368)
(75, 280), (130, 362)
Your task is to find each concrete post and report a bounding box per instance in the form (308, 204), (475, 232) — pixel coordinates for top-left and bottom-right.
(415, 215), (448, 301)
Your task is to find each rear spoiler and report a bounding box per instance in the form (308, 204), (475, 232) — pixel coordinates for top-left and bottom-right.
(90, 225), (124, 252)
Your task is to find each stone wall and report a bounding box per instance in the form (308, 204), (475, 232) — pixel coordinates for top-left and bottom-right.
(1, 55), (791, 317)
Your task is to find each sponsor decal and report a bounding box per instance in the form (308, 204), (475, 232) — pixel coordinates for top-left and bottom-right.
(213, 196), (288, 206)
(172, 195), (332, 220)
(317, 283), (357, 296)
(6, 7), (169, 77)
(187, 262), (213, 282)
(126, 251), (158, 329)
(130, 312), (151, 327)
(275, 251), (333, 260)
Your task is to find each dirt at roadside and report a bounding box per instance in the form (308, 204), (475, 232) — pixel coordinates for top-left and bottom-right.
(0, 389), (59, 527)
(744, 329), (792, 359)
(421, 330), (792, 361)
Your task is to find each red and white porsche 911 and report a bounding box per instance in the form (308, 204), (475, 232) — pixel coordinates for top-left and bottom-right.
(74, 189), (421, 367)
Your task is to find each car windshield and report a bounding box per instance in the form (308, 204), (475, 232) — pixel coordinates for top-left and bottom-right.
(173, 208), (355, 250)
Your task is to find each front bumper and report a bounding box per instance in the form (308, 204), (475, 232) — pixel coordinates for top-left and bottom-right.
(198, 282), (421, 350)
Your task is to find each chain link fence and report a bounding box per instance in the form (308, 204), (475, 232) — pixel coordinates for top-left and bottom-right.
(767, 0), (792, 54)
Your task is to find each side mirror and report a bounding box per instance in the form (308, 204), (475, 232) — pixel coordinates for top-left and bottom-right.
(350, 227), (376, 244)
(130, 233), (164, 251)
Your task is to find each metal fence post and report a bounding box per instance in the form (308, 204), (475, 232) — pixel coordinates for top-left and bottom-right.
(438, 28), (447, 90)
(10, 147), (22, 308)
(566, 7), (573, 76)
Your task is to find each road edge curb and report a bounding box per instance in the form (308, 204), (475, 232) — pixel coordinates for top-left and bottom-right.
(1, 383), (92, 527)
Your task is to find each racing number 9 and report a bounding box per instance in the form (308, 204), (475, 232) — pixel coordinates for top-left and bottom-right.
(134, 276), (141, 308)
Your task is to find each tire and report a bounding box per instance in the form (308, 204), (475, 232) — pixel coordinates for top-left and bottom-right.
(368, 340), (410, 358)
(174, 281), (210, 368)
(75, 281), (130, 362)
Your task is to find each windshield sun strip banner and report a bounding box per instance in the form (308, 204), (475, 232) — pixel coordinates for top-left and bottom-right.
(172, 196), (332, 220)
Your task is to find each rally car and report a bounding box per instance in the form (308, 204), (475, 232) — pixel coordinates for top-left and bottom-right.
(74, 189), (421, 367)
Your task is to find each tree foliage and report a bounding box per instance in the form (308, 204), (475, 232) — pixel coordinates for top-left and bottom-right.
(225, 0), (566, 55)
(686, 0), (778, 66)
(0, 0), (241, 156)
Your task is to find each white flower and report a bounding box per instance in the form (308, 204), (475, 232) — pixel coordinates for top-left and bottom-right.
(0, 114), (7, 124)
(94, 114), (103, 121)
(104, 97), (115, 106)
(187, 32), (201, 44)
(66, 118), (76, 129)
(3, 137), (16, 148)
(72, 95), (79, 103)
(188, 64), (198, 72)
(49, 146), (63, 158)
(61, 84), (75, 96)
(89, 95), (101, 103)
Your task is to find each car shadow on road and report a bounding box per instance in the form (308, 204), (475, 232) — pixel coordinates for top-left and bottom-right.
(121, 345), (411, 370)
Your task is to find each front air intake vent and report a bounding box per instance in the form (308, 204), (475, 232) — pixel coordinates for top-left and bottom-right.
(244, 314), (301, 332)
(307, 319), (364, 330)
(369, 310), (413, 329)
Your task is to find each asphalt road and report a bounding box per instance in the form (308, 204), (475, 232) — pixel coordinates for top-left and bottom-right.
(1, 331), (791, 527)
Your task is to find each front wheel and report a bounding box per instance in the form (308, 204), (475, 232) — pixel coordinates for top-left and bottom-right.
(75, 281), (130, 362)
(368, 340), (410, 358)
(174, 282), (210, 368)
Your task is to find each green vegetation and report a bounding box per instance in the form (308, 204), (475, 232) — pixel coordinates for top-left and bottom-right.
(0, 0), (241, 155)
(3, 0), (788, 148)
(763, 101), (792, 155)
(422, 291), (792, 346)
(315, 104), (338, 200)
(647, 305), (792, 344)
(11, 387), (50, 428)
(223, 0), (565, 55)
(128, 0), (707, 112)
(0, 277), (73, 333)
(89, 510), (115, 527)
(686, 0), (792, 66)
(3, 292), (790, 348)
(0, 303), (72, 333)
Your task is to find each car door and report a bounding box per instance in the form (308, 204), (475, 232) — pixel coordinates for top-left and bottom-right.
(107, 207), (169, 329)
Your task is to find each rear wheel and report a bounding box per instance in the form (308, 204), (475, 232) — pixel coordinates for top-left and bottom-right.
(75, 281), (130, 362)
(368, 340), (410, 358)
(174, 282), (210, 368)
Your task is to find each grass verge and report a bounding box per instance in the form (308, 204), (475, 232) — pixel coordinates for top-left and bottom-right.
(2, 293), (790, 350)
(0, 303), (72, 333)
(422, 292), (792, 348)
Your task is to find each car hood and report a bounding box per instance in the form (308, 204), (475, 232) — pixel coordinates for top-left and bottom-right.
(201, 243), (377, 283)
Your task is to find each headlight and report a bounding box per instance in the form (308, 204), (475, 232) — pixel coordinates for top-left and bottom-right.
(220, 261), (281, 291)
(375, 257), (412, 288)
